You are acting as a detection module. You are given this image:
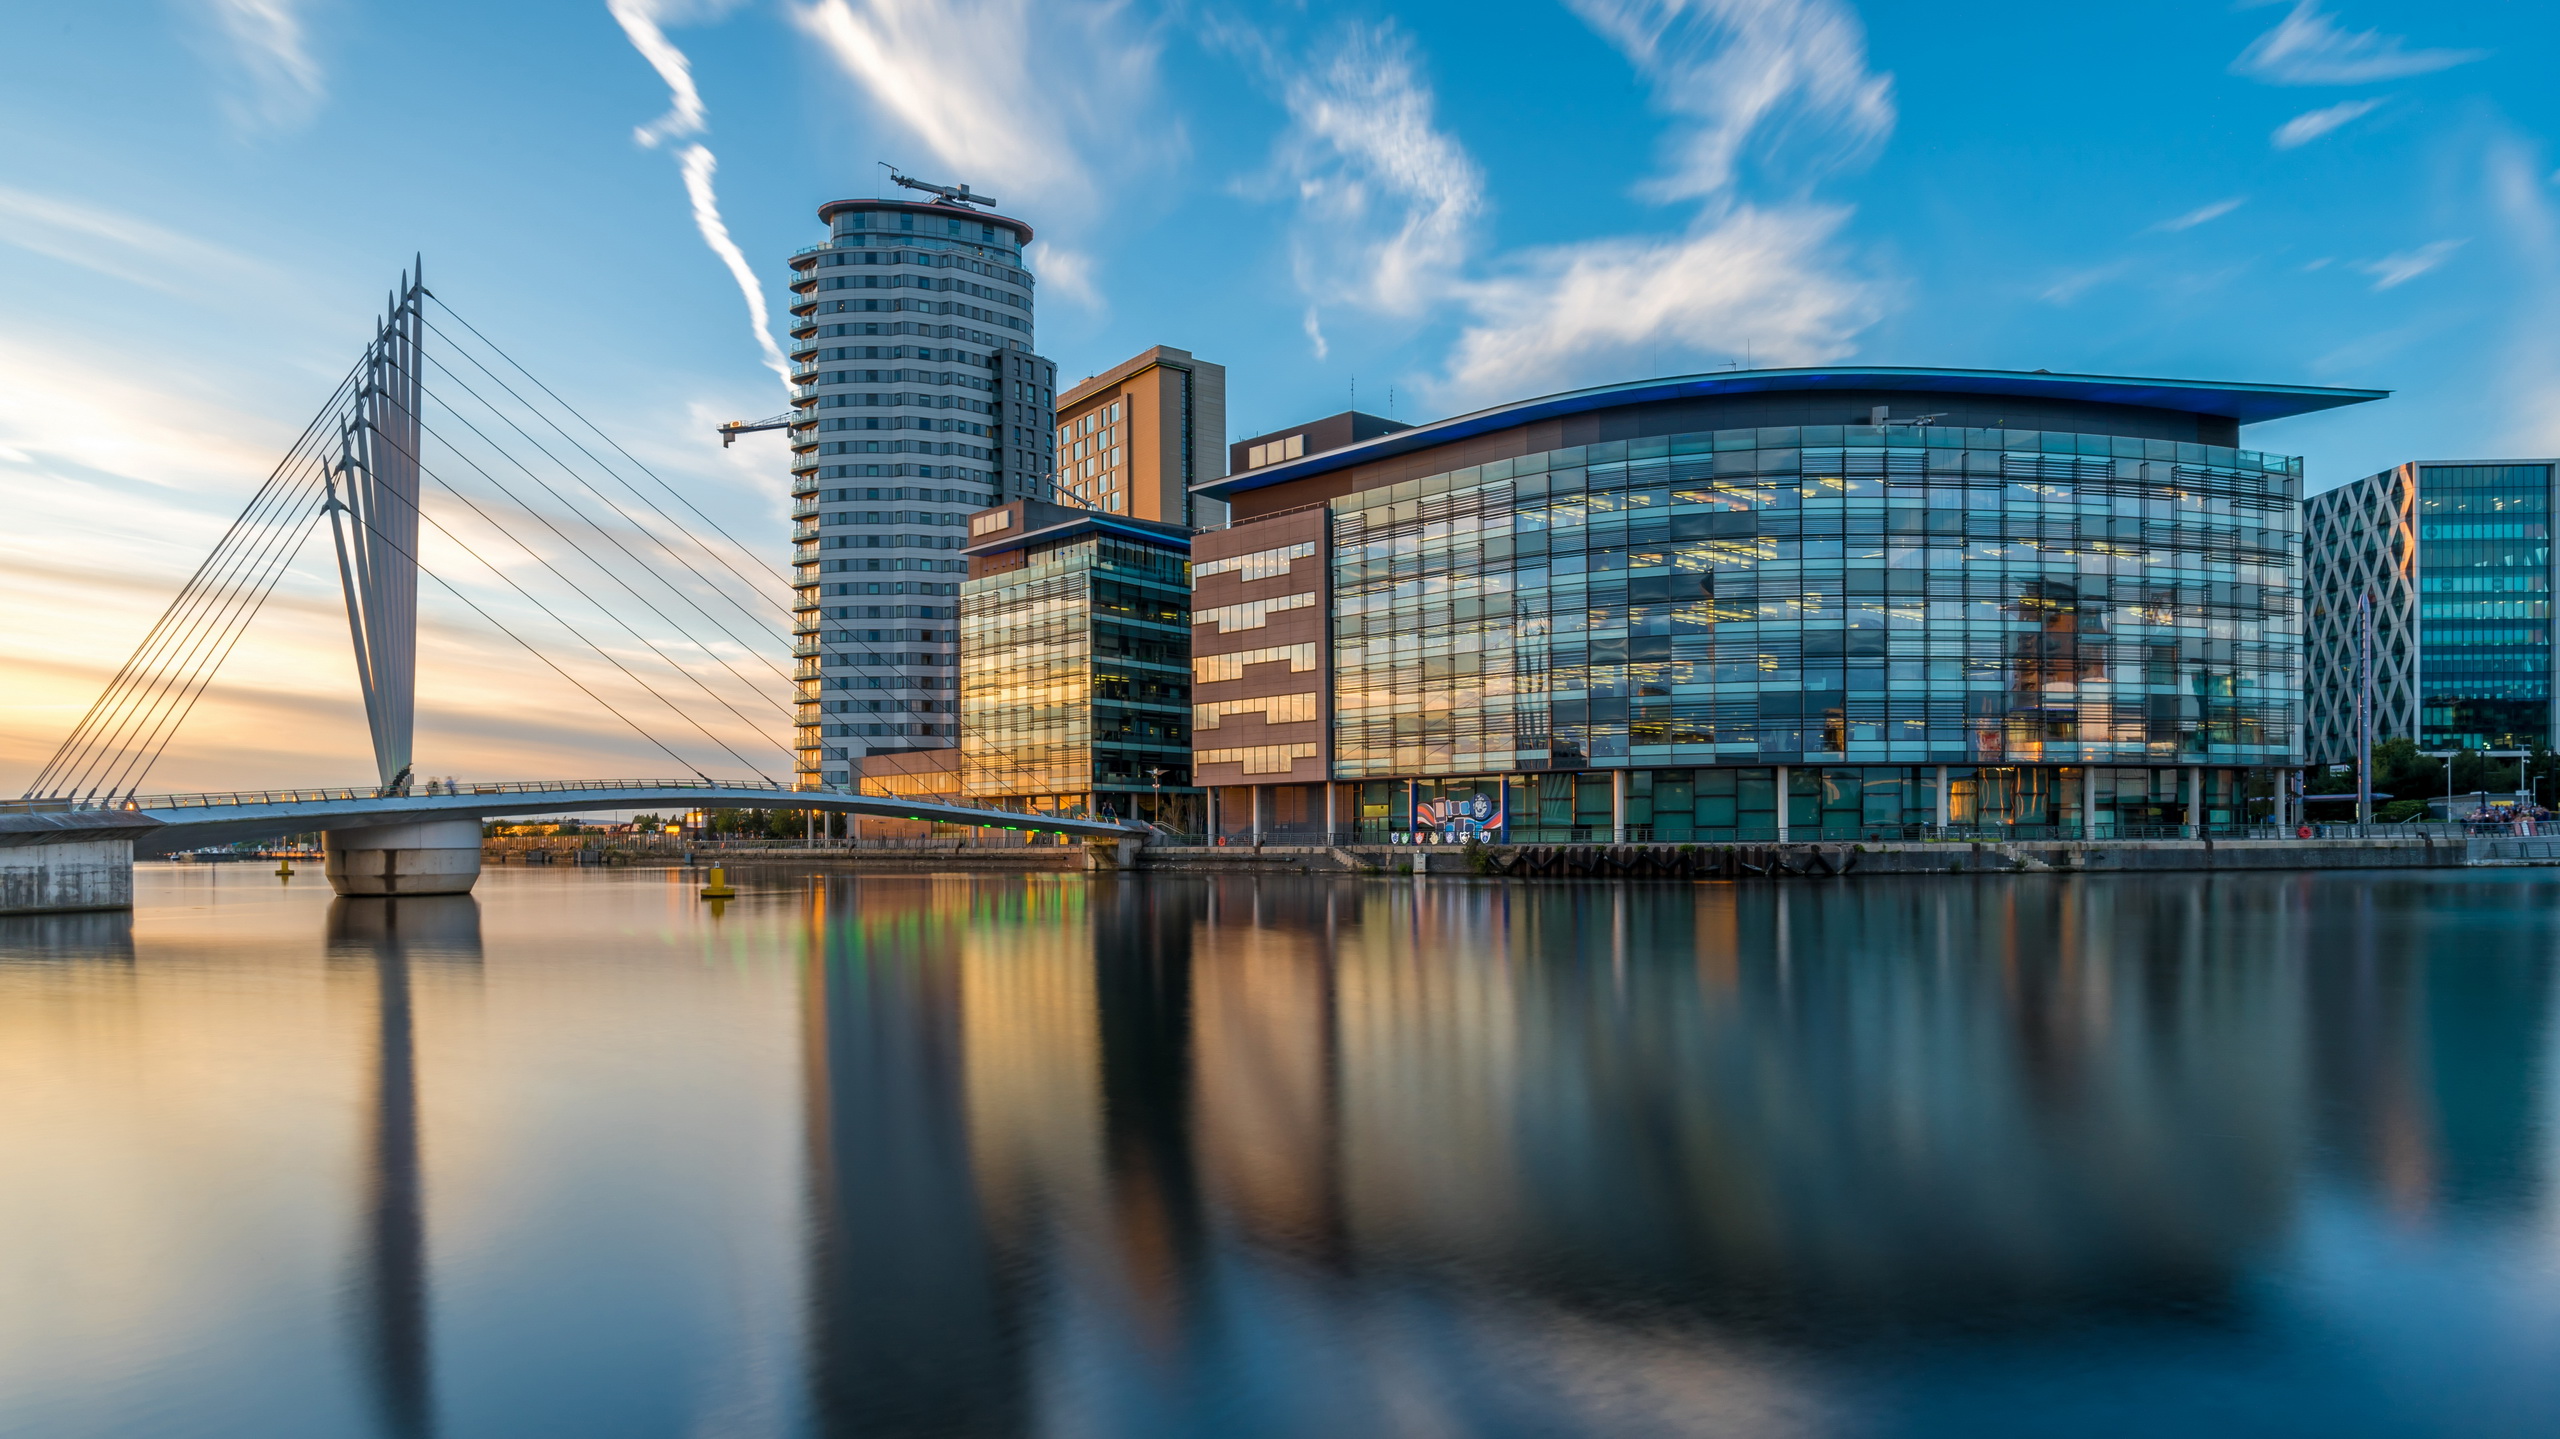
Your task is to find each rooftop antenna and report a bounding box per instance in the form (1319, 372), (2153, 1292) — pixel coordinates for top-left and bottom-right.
(881, 162), (998, 211)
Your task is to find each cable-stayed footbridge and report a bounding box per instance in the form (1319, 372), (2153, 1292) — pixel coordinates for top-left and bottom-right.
(4, 266), (1139, 914)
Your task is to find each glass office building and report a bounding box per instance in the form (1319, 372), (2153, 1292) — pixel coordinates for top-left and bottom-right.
(2305, 460), (2558, 760)
(1194, 368), (2385, 842)
(959, 502), (1201, 830)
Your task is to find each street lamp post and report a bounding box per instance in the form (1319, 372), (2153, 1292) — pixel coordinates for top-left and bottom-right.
(2424, 750), (2459, 826)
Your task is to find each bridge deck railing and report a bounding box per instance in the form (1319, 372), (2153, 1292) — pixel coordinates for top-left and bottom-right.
(0, 778), (774, 814)
(6, 779), (1139, 833)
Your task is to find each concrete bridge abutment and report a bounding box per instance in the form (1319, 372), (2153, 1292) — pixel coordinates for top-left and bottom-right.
(1, 838), (135, 914)
(324, 818), (483, 897)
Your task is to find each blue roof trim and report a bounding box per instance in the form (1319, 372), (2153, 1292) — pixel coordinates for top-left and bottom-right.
(963, 511), (1191, 561)
(1193, 366), (2389, 501)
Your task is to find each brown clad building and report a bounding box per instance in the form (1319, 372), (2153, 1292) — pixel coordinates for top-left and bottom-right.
(1054, 346), (1229, 529)
(1190, 508), (1333, 840)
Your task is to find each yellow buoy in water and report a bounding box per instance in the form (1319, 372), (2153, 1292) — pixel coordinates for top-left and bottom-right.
(700, 865), (735, 899)
(275, 856), (295, 879)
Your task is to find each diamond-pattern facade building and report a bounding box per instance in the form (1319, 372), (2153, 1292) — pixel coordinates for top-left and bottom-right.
(2305, 460), (2558, 762)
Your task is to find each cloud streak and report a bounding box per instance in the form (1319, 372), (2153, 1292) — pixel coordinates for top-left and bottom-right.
(0, 184), (271, 294)
(2154, 197), (2246, 232)
(1445, 206), (1878, 402)
(194, 0), (324, 131)
(606, 1), (787, 382)
(2273, 97), (2385, 149)
(1273, 24), (1484, 318)
(1566, 0), (1894, 202)
(790, 0), (1170, 224)
(2358, 238), (2465, 290)
(609, 0), (712, 146)
(676, 146), (789, 379)
(1430, 0), (1892, 406)
(2233, 3), (2484, 86)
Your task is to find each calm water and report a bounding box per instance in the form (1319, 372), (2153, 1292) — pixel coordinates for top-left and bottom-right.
(4, 864), (2559, 1438)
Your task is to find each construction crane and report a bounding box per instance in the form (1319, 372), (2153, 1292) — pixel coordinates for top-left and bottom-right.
(882, 165), (997, 211)
(717, 414), (794, 447)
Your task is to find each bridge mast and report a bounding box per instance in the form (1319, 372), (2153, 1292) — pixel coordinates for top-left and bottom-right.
(326, 266), (427, 796)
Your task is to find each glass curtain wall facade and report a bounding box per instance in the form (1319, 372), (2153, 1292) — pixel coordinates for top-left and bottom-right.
(2305, 460), (2558, 760)
(2417, 464), (2554, 750)
(960, 533), (1200, 829)
(1328, 425), (2306, 840)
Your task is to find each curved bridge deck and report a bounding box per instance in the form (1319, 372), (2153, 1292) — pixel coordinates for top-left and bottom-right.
(8, 779), (1146, 857)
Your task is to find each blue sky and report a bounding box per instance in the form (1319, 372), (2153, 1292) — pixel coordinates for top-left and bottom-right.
(2, 0), (2554, 788)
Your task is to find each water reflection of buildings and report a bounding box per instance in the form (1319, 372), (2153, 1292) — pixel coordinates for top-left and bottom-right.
(795, 873), (2560, 1432)
(2304, 877), (2557, 1219)
(801, 878), (1027, 1438)
(326, 894), (481, 1439)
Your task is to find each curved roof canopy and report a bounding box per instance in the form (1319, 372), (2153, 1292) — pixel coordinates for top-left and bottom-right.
(1196, 366), (2387, 501)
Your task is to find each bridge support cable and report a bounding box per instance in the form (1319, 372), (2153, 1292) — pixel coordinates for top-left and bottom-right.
(329, 453), (793, 783)
(401, 377), (799, 704)
(424, 300), (796, 598)
(419, 319), (796, 634)
(31, 264), (871, 799)
(337, 271), (791, 783)
(362, 415), (798, 748)
(25, 368), (361, 800)
(426, 293), (1055, 810)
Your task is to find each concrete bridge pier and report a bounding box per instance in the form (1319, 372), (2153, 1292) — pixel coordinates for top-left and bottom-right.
(325, 818), (483, 897)
(1, 810), (160, 915)
(1, 839), (134, 914)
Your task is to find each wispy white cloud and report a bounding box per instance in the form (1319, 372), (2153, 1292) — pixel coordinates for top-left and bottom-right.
(1421, 0), (1890, 406)
(1240, 0), (1889, 406)
(2153, 197), (2247, 232)
(2038, 260), (2135, 306)
(0, 184), (269, 292)
(608, 0), (720, 146)
(1271, 24), (1484, 317)
(607, 1), (786, 382)
(2274, 97), (2386, 149)
(2357, 238), (2465, 289)
(790, 0), (1171, 226)
(2233, 3), (2484, 86)
(675, 145), (788, 380)
(192, 0), (324, 131)
(1444, 206), (1878, 403)
(2484, 134), (2560, 454)
(1027, 241), (1103, 310)
(1566, 0), (1894, 202)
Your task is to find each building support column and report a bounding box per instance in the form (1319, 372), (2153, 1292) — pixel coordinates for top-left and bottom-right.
(2081, 765), (2098, 841)
(1324, 782), (1338, 843)
(1206, 787), (1219, 843)
(2186, 765), (2203, 838)
(1934, 764), (1950, 833)
(1252, 785), (1267, 843)
(1611, 770), (1627, 845)
(1775, 765), (1791, 843)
